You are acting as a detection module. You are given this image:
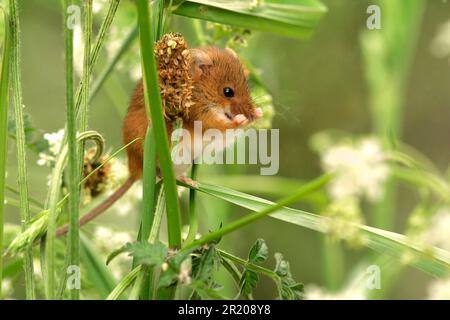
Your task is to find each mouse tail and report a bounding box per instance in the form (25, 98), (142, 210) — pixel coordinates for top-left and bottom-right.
(56, 177), (136, 237)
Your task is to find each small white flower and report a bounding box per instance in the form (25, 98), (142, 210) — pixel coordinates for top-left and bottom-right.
(109, 158), (129, 185)
(33, 258), (42, 278)
(129, 64), (142, 81)
(431, 19), (450, 63)
(1, 278), (13, 298)
(321, 137), (389, 202)
(43, 129), (65, 155)
(304, 284), (366, 300)
(427, 277), (450, 300)
(73, 24), (84, 76)
(37, 152), (55, 167)
(93, 0), (108, 14)
(94, 226), (132, 251)
(421, 208), (450, 251)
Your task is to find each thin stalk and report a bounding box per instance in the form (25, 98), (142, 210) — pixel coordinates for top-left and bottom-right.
(182, 174), (332, 252)
(140, 128), (157, 241)
(184, 163), (198, 245)
(8, 0), (35, 299)
(218, 249), (278, 281)
(0, 6), (10, 298)
(132, 186), (165, 299)
(135, 0), (182, 248)
(133, 127), (156, 300)
(64, 0), (80, 300)
(44, 0), (120, 206)
(45, 131), (102, 299)
(89, 24), (138, 101)
(79, 0), (92, 133)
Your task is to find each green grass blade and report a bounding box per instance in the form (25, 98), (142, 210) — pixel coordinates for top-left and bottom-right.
(90, 24), (138, 101)
(182, 174), (332, 252)
(8, 0), (35, 299)
(192, 181), (450, 278)
(64, 0), (80, 300)
(107, 265), (141, 300)
(173, 0), (327, 39)
(80, 233), (118, 299)
(135, 0), (182, 248)
(0, 6), (10, 298)
(140, 127), (157, 242)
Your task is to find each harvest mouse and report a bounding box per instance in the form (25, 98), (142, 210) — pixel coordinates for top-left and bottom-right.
(57, 47), (263, 236)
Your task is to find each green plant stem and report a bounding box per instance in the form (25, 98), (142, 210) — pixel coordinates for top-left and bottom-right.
(182, 174), (332, 252)
(45, 131), (102, 299)
(107, 265), (142, 300)
(132, 186), (165, 299)
(185, 163), (198, 245)
(79, 0), (92, 133)
(64, 0), (80, 300)
(218, 249), (277, 281)
(140, 128), (157, 241)
(0, 6), (10, 299)
(89, 24), (138, 101)
(8, 0), (35, 299)
(135, 0), (182, 248)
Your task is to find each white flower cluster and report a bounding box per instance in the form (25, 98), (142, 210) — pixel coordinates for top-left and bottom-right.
(427, 277), (450, 300)
(95, 226), (133, 250)
(421, 208), (450, 251)
(37, 129), (65, 167)
(94, 226), (133, 280)
(320, 137), (390, 202)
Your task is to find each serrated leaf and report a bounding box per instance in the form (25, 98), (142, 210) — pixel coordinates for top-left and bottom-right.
(273, 253), (303, 300)
(106, 241), (167, 267)
(192, 245), (220, 284)
(240, 270), (259, 295)
(274, 252), (289, 277)
(248, 238), (268, 263)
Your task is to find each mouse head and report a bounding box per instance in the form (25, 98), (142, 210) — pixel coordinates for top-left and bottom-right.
(187, 47), (262, 130)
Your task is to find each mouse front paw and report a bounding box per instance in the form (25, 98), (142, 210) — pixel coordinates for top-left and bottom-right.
(254, 107), (263, 119)
(233, 114), (249, 127)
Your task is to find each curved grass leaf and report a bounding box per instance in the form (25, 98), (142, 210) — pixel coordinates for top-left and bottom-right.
(173, 0), (327, 39)
(192, 182), (450, 278)
(80, 233), (118, 299)
(0, 6), (10, 296)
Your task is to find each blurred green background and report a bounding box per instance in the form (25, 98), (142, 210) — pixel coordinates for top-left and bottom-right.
(4, 0), (450, 299)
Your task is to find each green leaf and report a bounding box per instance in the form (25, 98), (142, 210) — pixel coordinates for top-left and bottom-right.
(240, 269), (258, 295)
(0, 5), (10, 295)
(274, 253), (303, 300)
(239, 239), (268, 296)
(192, 245), (220, 286)
(107, 241), (167, 267)
(192, 181), (450, 278)
(248, 238), (268, 263)
(173, 0), (327, 39)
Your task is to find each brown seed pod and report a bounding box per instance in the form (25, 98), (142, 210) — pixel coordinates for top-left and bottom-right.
(83, 148), (111, 198)
(154, 33), (194, 119)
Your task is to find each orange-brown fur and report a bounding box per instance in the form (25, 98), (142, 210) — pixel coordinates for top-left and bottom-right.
(123, 47), (256, 180)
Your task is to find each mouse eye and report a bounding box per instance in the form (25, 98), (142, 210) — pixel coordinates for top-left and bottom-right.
(223, 87), (234, 98)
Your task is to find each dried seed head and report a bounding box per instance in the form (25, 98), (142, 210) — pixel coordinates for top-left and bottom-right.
(83, 148), (111, 199)
(154, 33), (194, 119)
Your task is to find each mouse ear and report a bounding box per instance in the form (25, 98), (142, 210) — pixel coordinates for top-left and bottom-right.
(189, 49), (212, 77)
